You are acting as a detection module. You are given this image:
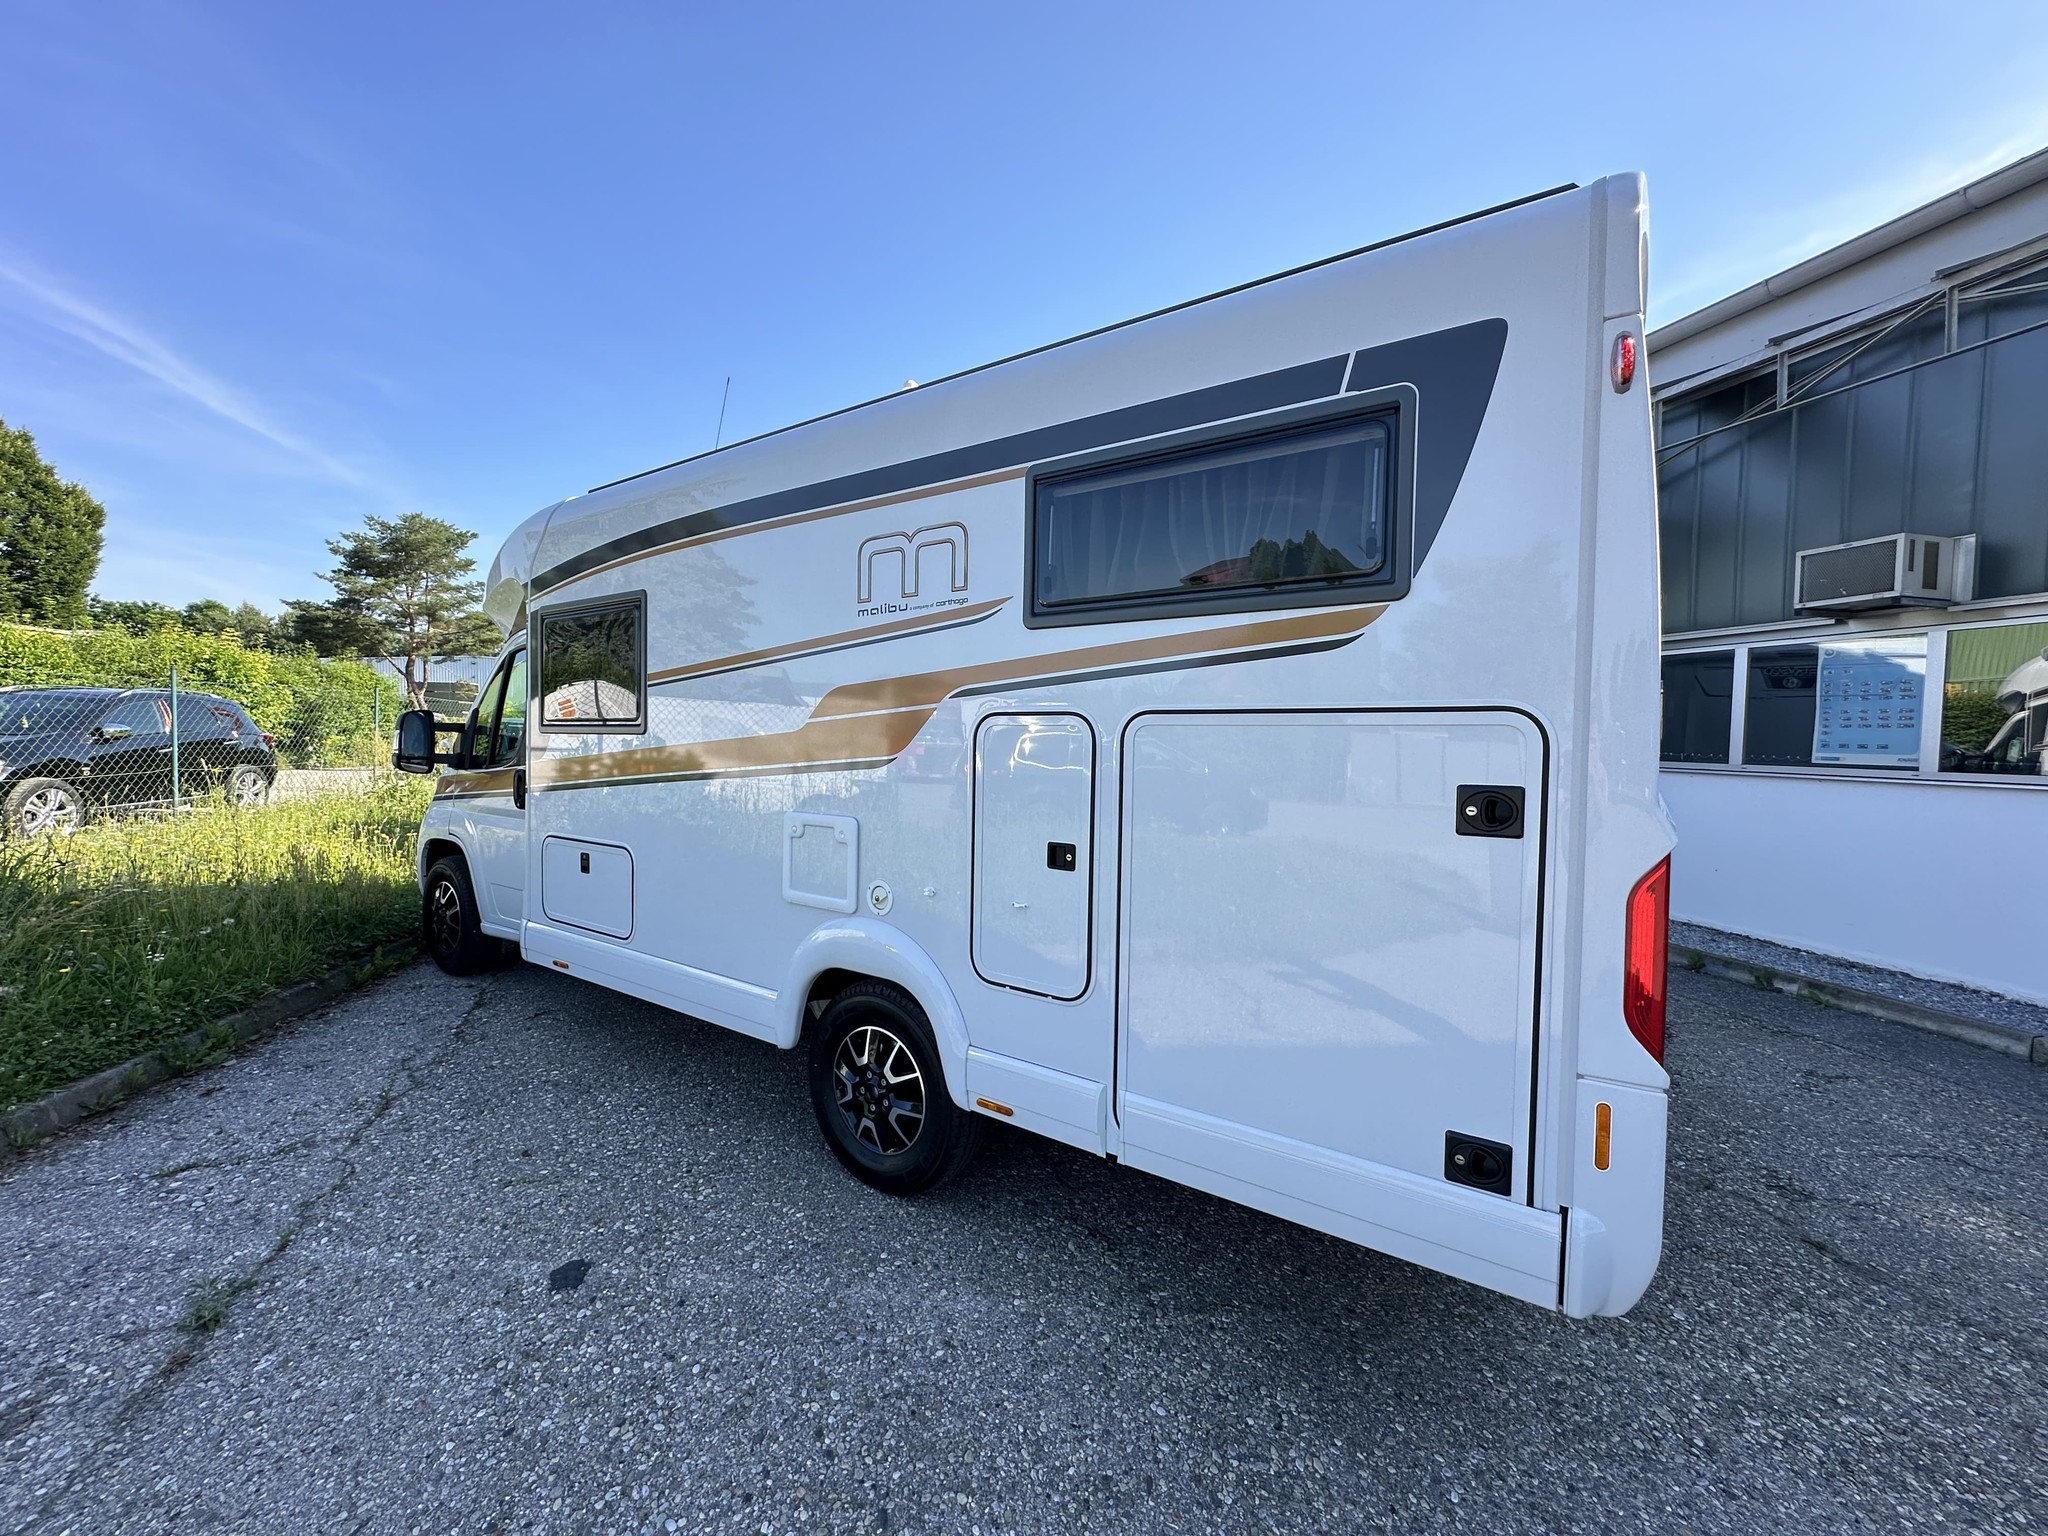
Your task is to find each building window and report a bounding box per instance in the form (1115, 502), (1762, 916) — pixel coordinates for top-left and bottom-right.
(1940, 619), (2048, 776)
(1660, 651), (1734, 763)
(1742, 646), (1819, 767)
(1740, 638), (1927, 770)
(537, 596), (645, 732)
(1031, 415), (1393, 621)
(1811, 634), (1926, 768)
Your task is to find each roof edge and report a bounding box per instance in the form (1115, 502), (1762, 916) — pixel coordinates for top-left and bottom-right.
(1649, 143), (2048, 352)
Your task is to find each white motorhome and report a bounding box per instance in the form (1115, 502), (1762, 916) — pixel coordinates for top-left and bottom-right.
(396, 175), (1673, 1318)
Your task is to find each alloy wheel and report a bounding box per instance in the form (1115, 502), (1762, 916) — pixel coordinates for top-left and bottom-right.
(428, 877), (465, 958)
(831, 1023), (927, 1156)
(18, 786), (80, 836)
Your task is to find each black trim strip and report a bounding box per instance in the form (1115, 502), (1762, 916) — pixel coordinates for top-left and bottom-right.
(533, 357), (1348, 596)
(589, 183), (1572, 495)
(1344, 318), (1509, 566)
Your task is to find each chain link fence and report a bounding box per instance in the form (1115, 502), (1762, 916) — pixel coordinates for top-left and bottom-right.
(0, 624), (405, 836)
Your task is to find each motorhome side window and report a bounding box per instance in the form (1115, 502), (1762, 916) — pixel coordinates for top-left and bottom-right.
(1032, 416), (1393, 620)
(538, 598), (645, 731)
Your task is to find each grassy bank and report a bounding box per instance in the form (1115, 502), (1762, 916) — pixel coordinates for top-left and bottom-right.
(0, 776), (433, 1109)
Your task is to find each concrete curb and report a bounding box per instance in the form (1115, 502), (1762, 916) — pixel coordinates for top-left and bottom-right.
(1672, 944), (2048, 1065)
(1, 941), (420, 1158)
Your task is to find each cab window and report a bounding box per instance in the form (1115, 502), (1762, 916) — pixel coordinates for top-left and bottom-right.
(474, 652), (529, 769)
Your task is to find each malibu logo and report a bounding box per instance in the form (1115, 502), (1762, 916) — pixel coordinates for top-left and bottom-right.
(855, 522), (972, 618)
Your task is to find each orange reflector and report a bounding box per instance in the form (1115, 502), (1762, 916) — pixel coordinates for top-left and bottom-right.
(552, 959), (570, 970)
(1594, 1101), (1613, 1170)
(974, 1097), (1015, 1118)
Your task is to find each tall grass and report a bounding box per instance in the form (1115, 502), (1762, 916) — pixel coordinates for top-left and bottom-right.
(0, 776), (434, 1109)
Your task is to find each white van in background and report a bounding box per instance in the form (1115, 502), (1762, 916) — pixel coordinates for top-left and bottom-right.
(396, 174), (1673, 1318)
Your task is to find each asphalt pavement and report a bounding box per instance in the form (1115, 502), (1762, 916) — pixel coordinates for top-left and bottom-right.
(1, 960), (2042, 1535)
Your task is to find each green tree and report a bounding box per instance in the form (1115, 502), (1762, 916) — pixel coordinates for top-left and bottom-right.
(284, 512), (500, 703)
(86, 597), (180, 634)
(182, 598), (236, 634)
(0, 419), (106, 626)
(228, 601), (277, 650)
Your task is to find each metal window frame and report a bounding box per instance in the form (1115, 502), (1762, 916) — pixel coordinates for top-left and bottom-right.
(533, 590), (650, 735)
(1022, 392), (1413, 628)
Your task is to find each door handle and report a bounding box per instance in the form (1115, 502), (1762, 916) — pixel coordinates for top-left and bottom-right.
(513, 767), (527, 810)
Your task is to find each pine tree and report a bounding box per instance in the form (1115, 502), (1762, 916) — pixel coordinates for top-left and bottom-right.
(283, 513), (501, 703)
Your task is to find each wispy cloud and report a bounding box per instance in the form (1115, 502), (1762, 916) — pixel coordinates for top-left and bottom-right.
(1655, 103), (2048, 325)
(0, 252), (380, 492)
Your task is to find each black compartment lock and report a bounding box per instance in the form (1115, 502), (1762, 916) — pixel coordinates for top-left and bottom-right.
(1444, 1132), (1514, 1196)
(1456, 785), (1525, 839)
(1046, 841), (1077, 871)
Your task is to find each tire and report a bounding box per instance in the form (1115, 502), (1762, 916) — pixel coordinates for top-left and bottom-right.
(422, 855), (504, 975)
(4, 776), (85, 838)
(226, 764), (270, 808)
(807, 980), (983, 1196)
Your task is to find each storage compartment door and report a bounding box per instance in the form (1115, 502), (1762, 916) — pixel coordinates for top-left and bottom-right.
(972, 714), (1094, 999)
(1118, 711), (1557, 1305)
(541, 836), (635, 939)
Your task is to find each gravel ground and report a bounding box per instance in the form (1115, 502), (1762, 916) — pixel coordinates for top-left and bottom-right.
(1, 960), (2042, 1536)
(1671, 920), (2048, 1036)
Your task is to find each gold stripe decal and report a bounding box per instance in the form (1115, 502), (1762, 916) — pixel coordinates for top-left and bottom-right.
(811, 605), (1379, 720)
(531, 605), (1383, 792)
(433, 767), (517, 799)
(648, 597), (1011, 686)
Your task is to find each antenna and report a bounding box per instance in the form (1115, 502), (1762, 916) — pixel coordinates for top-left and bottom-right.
(713, 376), (732, 449)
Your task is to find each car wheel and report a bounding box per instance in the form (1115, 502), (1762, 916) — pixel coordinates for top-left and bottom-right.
(226, 765), (270, 807)
(4, 777), (85, 838)
(807, 980), (983, 1196)
(422, 855), (505, 975)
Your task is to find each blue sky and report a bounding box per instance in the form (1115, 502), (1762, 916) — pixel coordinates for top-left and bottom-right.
(5, 1), (2048, 611)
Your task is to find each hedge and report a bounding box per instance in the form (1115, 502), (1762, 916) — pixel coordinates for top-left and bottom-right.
(0, 624), (403, 768)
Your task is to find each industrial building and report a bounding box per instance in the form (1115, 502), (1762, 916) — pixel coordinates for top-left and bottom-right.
(1651, 146), (2048, 1005)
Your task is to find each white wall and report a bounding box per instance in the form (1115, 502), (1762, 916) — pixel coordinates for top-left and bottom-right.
(1660, 769), (2048, 1005)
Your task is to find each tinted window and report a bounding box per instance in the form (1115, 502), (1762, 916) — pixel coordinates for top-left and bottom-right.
(1743, 647), (1819, 767)
(101, 696), (168, 737)
(176, 696), (239, 736)
(1033, 417), (1391, 617)
(539, 600), (644, 730)
(1, 693), (103, 735)
(1660, 652), (1734, 763)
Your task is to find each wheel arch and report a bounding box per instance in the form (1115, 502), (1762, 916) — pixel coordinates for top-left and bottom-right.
(777, 920), (971, 1109)
(418, 832), (468, 891)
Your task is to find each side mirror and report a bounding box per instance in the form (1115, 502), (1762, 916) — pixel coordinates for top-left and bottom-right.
(95, 724), (134, 742)
(393, 709), (466, 774)
(393, 710), (436, 773)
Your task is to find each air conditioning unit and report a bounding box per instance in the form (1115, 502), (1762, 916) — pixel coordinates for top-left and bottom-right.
(1794, 533), (1976, 613)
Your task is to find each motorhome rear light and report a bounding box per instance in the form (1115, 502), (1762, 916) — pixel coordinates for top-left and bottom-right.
(1594, 1101), (1613, 1170)
(1611, 332), (1638, 392)
(1624, 855), (1671, 1063)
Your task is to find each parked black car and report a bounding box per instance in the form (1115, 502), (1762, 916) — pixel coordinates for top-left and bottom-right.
(0, 687), (278, 836)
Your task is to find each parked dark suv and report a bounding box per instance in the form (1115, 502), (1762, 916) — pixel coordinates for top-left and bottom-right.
(0, 687), (278, 836)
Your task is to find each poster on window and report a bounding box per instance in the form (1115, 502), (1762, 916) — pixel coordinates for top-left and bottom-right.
(1812, 635), (1925, 767)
